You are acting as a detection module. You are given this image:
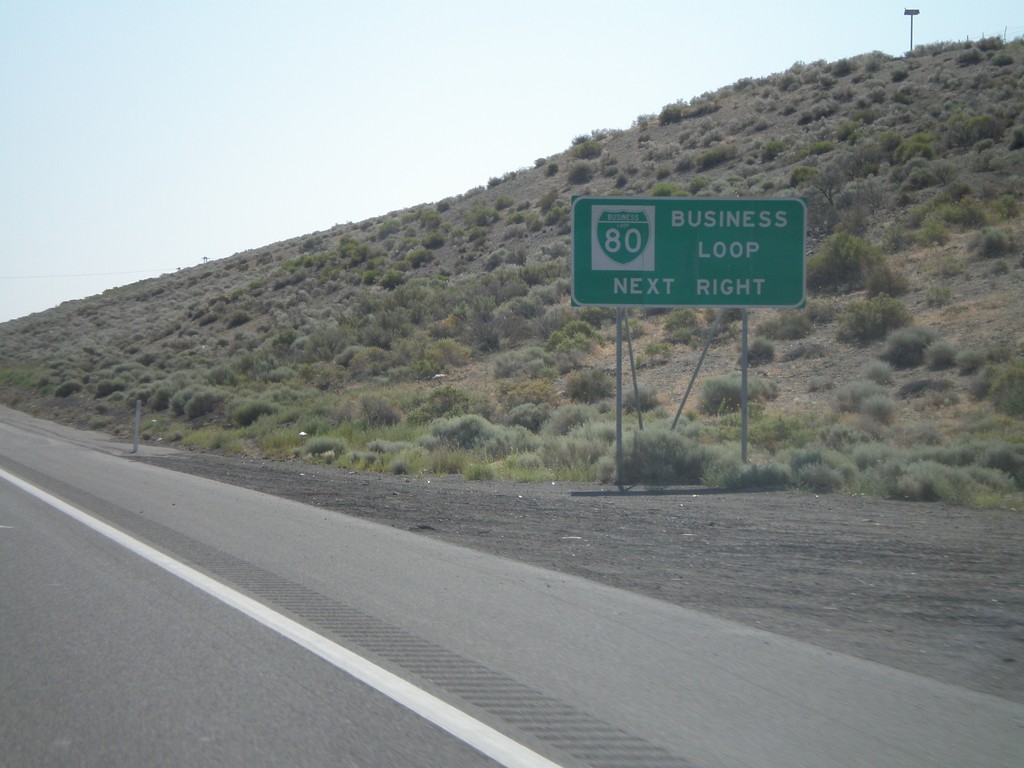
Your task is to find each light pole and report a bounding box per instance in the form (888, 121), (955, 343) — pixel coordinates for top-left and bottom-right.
(905, 8), (920, 53)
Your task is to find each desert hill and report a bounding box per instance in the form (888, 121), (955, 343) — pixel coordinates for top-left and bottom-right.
(2, 38), (1023, 507)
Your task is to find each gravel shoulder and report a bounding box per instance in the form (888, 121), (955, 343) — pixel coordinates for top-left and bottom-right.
(135, 449), (1024, 704)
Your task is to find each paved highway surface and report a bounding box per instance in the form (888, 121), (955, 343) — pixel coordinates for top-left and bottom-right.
(1, 405), (1021, 767)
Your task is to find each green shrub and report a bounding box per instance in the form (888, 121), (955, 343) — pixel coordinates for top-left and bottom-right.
(713, 461), (793, 490)
(183, 388), (226, 419)
(835, 380), (887, 412)
(493, 347), (555, 379)
(55, 381), (83, 398)
(542, 428), (611, 473)
(699, 373), (779, 414)
(859, 394), (897, 424)
(650, 182), (684, 197)
(507, 403), (551, 433)
(465, 463), (497, 481)
(226, 310), (251, 328)
(864, 265), (909, 297)
(956, 348), (987, 375)
(926, 285), (953, 307)
(623, 385), (659, 413)
(544, 320), (597, 354)
(300, 436), (348, 459)
(968, 228), (1015, 259)
(429, 414), (499, 450)
(790, 166), (818, 187)
(566, 369), (613, 402)
(358, 394), (402, 427)
(545, 404), (598, 436)
(864, 360), (894, 384)
(695, 145), (737, 170)
(761, 139), (786, 162)
(925, 340), (958, 370)
(664, 308), (701, 345)
(229, 398), (280, 427)
(617, 427), (714, 484)
(749, 412), (814, 451)
(658, 103), (684, 125)
(985, 360), (1024, 416)
(500, 377), (558, 407)
(807, 232), (885, 293)
(408, 386), (474, 424)
(895, 133), (935, 163)
(744, 337), (775, 366)
(567, 162), (593, 184)
(838, 296), (912, 342)
(94, 379), (126, 398)
(880, 326), (937, 368)
(757, 310), (812, 340)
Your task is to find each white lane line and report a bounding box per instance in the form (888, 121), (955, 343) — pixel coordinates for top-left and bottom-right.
(0, 466), (564, 768)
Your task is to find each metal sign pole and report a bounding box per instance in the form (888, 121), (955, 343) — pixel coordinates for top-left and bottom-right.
(741, 310), (749, 463)
(615, 308), (624, 486)
(623, 310), (643, 432)
(132, 399), (141, 454)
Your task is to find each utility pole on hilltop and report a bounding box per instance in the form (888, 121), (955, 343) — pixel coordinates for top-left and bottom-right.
(904, 8), (920, 53)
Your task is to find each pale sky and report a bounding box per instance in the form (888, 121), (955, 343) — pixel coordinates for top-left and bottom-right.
(2, 1), (1021, 323)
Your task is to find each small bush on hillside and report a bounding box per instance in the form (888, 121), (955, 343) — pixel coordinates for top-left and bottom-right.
(429, 415), (499, 450)
(711, 461), (793, 490)
(566, 369), (613, 403)
(183, 388), (226, 420)
(695, 145), (737, 170)
(408, 385), (475, 424)
(567, 162), (593, 184)
(864, 360), (894, 384)
(358, 394), (402, 427)
(864, 264), (910, 297)
(650, 181), (683, 196)
(55, 380), (82, 398)
(757, 310), (812, 340)
(807, 232), (885, 293)
(616, 427), (714, 484)
(493, 347), (556, 379)
(859, 394), (897, 424)
(544, 320), (597, 354)
(835, 380), (887, 412)
(658, 103), (684, 125)
(229, 398), (280, 427)
(982, 360), (1024, 416)
(838, 296), (911, 342)
(300, 436), (348, 459)
(664, 308), (702, 345)
(500, 378), (558, 407)
(507, 403), (551, 433)
(623, 385), (659, 413)
(761, 139), (786, 162)
(925, 340), (958, 370)
(880, 326), (937, 368)
(749, 412), (815, 451)
(968, 228), (1015, 259)
(545, 404), (598, 436)
(743, 337), (775, 366)
(956, 348), (988, 375)
(699, 374), (779, 414)
(94, 379), (126, 398)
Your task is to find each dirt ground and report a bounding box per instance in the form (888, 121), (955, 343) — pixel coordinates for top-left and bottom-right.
(135, 449), (1024, 704)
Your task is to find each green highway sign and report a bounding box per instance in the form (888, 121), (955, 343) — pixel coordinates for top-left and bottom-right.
(571, 197), (806, 308)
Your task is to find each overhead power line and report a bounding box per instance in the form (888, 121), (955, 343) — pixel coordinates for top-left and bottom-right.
(0, 270), (174, 282)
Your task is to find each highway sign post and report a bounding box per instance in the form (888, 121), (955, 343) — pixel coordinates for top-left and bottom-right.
(572, 197), (807, 484)
(571, 196), (806, 308)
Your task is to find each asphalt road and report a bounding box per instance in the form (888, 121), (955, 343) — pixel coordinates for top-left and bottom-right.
(1, 405), (1022, 768)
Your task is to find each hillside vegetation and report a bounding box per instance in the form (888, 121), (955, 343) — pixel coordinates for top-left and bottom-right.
(2, 39), (1023, 508)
